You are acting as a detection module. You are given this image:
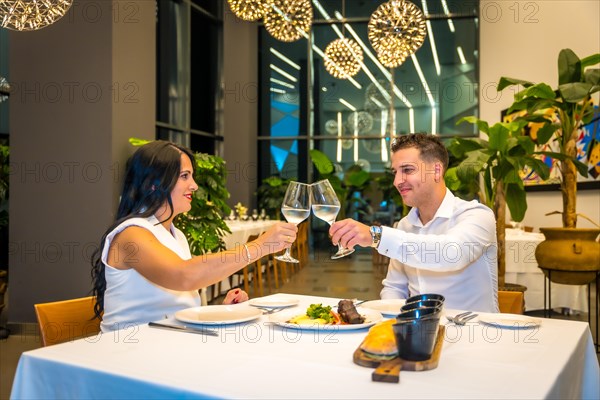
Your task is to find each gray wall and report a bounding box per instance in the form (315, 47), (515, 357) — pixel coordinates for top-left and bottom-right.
(222, 9), (259, 210)
(480, 0), (600, 229)
(8, 0), (155, 322)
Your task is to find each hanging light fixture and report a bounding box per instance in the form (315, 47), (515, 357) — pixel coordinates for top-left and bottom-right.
(377, 49), (407, 68)
(0, 0), (73, 31)
(263, 0), (313, 42)
(376, 37), (409, 68)
(324, 38), (363, 79)
(227, 0), (268, 22)
(323, 0), (363, 80)
(368, 0), (426, 64)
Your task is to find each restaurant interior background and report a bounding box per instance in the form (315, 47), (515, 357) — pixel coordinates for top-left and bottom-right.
(0, 0), (598, 325)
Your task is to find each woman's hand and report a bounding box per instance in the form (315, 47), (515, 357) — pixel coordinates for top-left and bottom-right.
(223, 289), (249, 304)
(251, 222), (298, 257)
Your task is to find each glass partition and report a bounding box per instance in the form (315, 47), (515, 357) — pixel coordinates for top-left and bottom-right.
(258, 0), (479, 181)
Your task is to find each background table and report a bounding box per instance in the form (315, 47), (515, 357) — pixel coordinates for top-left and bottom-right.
(222, 220), (278, 250)
(504, 229), (588, 312)
(11, 294), (599, 399)
(200, 220), (278, 304)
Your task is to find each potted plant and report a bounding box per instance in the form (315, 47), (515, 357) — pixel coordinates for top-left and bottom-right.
(129, 138), (232, 255)
(256, 176), (292, 220)
(497, 48), (600, 284)
(308, 149), (371, 219)
(448, 119), (550, 287)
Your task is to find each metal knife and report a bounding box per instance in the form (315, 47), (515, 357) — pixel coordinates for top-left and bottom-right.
(148, 321), (219, 336)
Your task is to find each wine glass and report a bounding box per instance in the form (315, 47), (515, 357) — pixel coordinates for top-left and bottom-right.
(275, 181), (311, 263)
(311, 179), (355, 259)
(509, 220), (523, 234)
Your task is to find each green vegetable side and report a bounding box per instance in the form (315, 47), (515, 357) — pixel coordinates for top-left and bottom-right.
(306, 304), (334, 323)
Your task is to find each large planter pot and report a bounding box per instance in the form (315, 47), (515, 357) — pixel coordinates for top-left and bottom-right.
(535, 228), (600, 285)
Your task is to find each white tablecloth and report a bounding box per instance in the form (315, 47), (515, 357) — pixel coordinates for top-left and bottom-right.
(11, 294), (599, 399)
(223, 220), (278, 250)
(504, 229), (588, 312)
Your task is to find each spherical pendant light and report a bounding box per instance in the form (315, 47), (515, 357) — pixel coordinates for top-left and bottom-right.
(324, 38), (363, 79)
(0, 0), (73, 31)
(263, 0), (313, 42)
(347, 111), (374, 134)
(227, 0), (268, 22)
(374, 36), (410, 68)
(368, 0), (427, 61)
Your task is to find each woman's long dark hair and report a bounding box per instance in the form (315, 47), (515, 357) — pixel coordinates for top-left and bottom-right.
(91, 140), (196, 319)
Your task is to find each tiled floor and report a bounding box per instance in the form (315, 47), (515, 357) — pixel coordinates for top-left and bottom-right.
(0, 247), (597, 399)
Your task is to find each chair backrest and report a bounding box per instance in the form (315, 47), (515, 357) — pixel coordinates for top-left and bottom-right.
(498, 290), (524, 314)
(34, 296), (101, 346)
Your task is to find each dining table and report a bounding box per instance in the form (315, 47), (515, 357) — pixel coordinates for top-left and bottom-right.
(504, 229), (588, 312)
(10, 293), (599, 399)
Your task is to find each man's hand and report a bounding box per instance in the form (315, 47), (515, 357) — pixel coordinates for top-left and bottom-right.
(329, 219), (373, 249)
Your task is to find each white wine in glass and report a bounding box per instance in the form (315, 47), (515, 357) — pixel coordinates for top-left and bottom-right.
(311, 179), (355, 259)
(275, 181), (310, 263)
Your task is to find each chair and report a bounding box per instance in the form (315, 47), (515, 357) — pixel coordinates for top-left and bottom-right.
(34, 296), (101, 346)
(371, 248), (389, 270)
(294, 221), (309, 265)
(498, 290), (524, 314)
(224, 235), (261, 296)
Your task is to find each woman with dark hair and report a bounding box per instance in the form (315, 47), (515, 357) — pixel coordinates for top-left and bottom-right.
(91, 141), (297, 332)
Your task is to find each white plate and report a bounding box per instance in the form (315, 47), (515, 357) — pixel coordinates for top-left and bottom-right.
(248, 296), (300, 309)
(478, 314), (542, 330)
(175, 305), (262, 325)
(360, 299), (406, 317)
(269, 307), (383, 331)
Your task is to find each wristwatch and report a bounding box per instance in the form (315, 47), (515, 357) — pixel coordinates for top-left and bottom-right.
(369, 226), (382, 248)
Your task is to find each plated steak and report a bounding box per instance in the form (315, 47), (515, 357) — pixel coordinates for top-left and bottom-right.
(338, 299), (365, 324)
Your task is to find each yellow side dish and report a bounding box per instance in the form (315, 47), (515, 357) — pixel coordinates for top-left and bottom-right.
(288, 314), (329, 325)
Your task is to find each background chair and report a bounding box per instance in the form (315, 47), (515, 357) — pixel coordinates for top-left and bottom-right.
(34, 296), (101, 346)
(498, 290), (525, 314)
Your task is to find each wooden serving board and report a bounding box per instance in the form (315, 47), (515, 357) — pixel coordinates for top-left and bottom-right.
(353, 325), (445, 383)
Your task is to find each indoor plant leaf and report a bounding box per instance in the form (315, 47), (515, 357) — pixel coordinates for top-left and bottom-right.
(457, 116), (489, 134)
(559, 82), (593, 102)
(583, 69), (600, 86)
(488, 124), (509, 151)
(309, 149), (334, 175)
(497, 76), (534, 91)
(558, 48), (581, 85)
(505, 183), (527, 222)
(523, 157), (551, 180)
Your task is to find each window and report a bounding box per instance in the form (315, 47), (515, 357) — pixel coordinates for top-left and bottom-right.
(258, 0), (479, 182)
(156, 0), (223, 154)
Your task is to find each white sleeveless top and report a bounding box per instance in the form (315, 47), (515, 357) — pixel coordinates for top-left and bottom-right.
(100, 215), (200, 332)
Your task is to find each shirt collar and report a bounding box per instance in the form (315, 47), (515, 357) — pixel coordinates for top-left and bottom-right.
(406, 188), (455, 226)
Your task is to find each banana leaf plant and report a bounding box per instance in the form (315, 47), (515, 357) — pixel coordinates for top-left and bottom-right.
(129, 138), (231, 255)
(497, 48), (600, 228)
(449, 119), (550, 286)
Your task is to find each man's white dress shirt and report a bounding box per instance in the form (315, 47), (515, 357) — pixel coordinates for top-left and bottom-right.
(379, 189), (499, 312)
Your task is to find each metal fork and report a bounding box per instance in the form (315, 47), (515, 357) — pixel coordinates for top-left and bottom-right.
(446, 311), (478, 325)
